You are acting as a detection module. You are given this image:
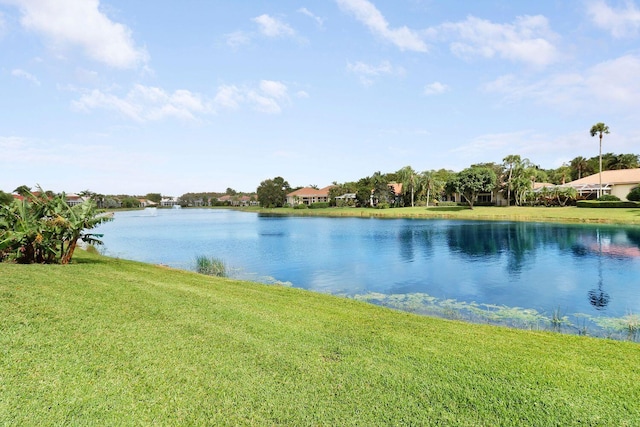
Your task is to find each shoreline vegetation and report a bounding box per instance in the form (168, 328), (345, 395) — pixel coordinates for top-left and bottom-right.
(1, 250), (639, 425)
(237, 205), (640, 225)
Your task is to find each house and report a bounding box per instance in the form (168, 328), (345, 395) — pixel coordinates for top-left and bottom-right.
(563, 169), (640, 200)
(286, 186), (334, 206)
(138, 199), (158, 208)
(218, 195), (258, 207)
(335, 193), (357, 206)
(161, 196), (178, 207)
(65, 194), (86, 206)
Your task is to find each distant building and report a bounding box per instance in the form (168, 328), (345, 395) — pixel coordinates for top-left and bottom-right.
(286, 186), (334, 206)
(564, 168), (640, 200)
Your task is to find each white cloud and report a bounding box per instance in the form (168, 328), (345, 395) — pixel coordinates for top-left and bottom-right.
(423, 81), (449, 96)
(587, 0), (640, 38)
(0, 12), (6, 38)
(347, 60), (404, 86)
(11, 68), (41, 85)
(214, 80), (291, 114)
(440, 15), (559, 67)
(252, 14), (295, 38)
(483, 54), (640, 112)
(213, 85), (243, 110)
(78, 80), (294, 119)
(298, 7), (324, 28)
(224, 30), (251, 48)
(2, 0), (148, 68)
(260, 80), (288, 99)
(72, 84), (210, 122)
(336, 0), (428, 52)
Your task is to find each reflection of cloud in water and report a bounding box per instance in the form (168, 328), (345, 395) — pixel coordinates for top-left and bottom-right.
(555, 273), (578, 293)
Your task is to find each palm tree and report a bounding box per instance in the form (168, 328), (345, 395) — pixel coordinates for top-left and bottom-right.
(502, 154), (522, 206)
(570, 156), (588, 180)
(397, 166), (417, 207)
(590, 122), (610, 198)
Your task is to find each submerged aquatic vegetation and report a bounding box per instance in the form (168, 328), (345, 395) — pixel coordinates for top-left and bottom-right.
(353, 291), (640, 342)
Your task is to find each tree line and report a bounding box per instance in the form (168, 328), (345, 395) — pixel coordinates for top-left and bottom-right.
(257, 151), (640, 209)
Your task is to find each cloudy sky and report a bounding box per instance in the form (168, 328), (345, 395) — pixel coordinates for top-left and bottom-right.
(1, 0), (639, 196)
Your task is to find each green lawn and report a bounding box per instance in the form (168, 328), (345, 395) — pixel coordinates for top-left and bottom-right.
(1, 251), (639, 425)
(247, 205), (640, 225)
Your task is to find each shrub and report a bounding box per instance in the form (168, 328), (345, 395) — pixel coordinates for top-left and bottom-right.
(627, 187), (640, 202)
(597, 194), (620, 201)
(376, 203), (390, 209)
(293, 204), (308, 209)
(195, 256), (227, 277)
(576, 200), (640, 208)
(309, 202), (330, 209)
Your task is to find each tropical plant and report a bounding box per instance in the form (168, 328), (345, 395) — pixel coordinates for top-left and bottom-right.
(397, 166), (417, 207)
(417, 170), (445, 207)
(590, 122), (610, 198)
(570, 156), (589, 180)
(0, 188), (112, 264)
(502, 154), (522, 206)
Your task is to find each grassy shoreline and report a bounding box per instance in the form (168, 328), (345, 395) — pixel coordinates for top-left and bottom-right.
(1, 251), (639, 425)
(239, 205), (640, 225)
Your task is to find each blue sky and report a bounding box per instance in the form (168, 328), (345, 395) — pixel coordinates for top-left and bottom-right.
(1, 0), (639, 196)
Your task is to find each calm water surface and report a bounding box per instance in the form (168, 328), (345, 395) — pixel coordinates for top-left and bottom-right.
(97, 208), (640, 331)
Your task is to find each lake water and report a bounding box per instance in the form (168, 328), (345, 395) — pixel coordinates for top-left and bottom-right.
(97, 208), (640, 339)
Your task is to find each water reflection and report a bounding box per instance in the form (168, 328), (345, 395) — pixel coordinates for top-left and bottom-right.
(98, 211), (640, 326)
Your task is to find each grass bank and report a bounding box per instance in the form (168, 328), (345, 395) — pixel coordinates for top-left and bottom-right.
(244, 205), (640, 225)
(1, 251), (639, 425)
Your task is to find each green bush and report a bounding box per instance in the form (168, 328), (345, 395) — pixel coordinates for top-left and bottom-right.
(576, 200), (640, 208)
(195, 256), (227, 277)
(309, 202), (330, 209)
(293, 204), (308, 209)
(376, 203), (390, 209)
(597, 194), (620, 201)
(627, 187), (640, 201)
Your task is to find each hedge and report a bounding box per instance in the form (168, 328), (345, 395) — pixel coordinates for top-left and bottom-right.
(576, 200), (640, 208)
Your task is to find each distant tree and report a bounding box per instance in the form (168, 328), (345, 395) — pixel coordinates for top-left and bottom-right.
(355, 177), (373, 207)
(120, 197), (141, 209)
(225, 188), (237, 196)
(502, 155), (522, 206)
(370, 171), (395, 207)
(453, 167), (497, 209)
(570, 156), (589, 180)
(417, 170), (445, 207)
(145, 193), (162, 203)
(256, 176), (290, 208)
(548, 163), (572, 185)
(608, 153), (639, 170)
(0, 191), (13, 206)
(590, 122), (610, 198)
(13, 185), (31, 196)
(396, 166), (417, 207)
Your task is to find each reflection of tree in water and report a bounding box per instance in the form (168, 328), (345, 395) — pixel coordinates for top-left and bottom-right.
(398, 225), (435, 262)
(446, 222), (538, 274)
(588, 231), (610, 311)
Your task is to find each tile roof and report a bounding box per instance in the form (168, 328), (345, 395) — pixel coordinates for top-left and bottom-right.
(287, 186), (334, 197)
(567, 168), (640, 185)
